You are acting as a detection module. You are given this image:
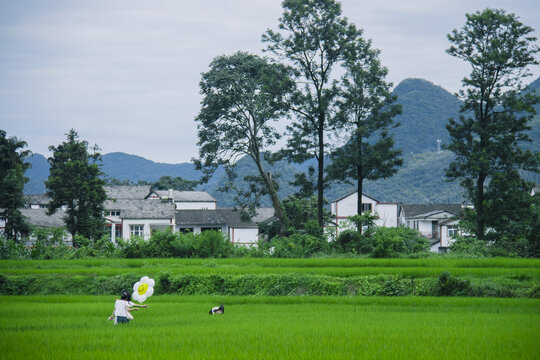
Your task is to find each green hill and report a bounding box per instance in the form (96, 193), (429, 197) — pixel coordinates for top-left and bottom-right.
(391, 78), (461, 154)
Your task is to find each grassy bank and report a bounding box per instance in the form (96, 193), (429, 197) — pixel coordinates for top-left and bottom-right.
(1, 258), (538, 298)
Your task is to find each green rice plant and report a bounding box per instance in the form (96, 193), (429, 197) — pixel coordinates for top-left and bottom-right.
(0, 295), (538, 359)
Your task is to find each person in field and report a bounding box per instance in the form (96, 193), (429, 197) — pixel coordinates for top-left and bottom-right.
(125, 291), (148, 318)
(108, 290), (147, 324)
(209, 305), (224, 315)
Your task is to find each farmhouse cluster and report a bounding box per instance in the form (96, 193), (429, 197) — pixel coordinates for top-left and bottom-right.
(4, 185), (470, 253)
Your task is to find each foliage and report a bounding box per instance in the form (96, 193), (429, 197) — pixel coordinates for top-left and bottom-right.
(436, 271), (471, 296)
(449, 234), (489, 257)
(482, 170), (538, 256)
(0, 130), (31, 241)
(0, 269), (538, 298)
(194, 52), (294, 235)
(45, 129), (107, 244)
(0, 236), (30, 259)
(326, 33), (402, 214)
(117, 230), (235, 259)
(335, 230), (367, 254)
(105, 175), (198, 192)
(151, 175), (199, 191)
(264, 234), (330, 258)
(371, 227), (429, 258)
(445, 8), (540, 240)
(263, 0), (359, 228)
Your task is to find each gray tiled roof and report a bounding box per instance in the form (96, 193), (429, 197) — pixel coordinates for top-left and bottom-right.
(175, 208), (257, 228)
(24, 194), (50, 206)
(401, 204), (463, 219)
(154, 190), (216, 202)
(21, 208), (66, 228)
(105, 185), (152, 200)
(104, 199), (175, 219)
(252, 207), (275, 223)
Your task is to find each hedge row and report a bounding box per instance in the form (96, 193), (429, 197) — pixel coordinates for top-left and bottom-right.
(0, 272), (538, 298)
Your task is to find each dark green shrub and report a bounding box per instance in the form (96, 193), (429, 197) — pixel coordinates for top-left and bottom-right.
(117, 237), (148, 258)
(450, 235), (488, 256)
(171, 233), (196, 257)
(334, 230), (361, 253)
(371, 227), (428, 257)
(147, 230), (177, 257)
(437, 271), (471, 296)
(378, 276), (410, 296)
(194, 230), (233, 258)
(267, 234), (329, 258)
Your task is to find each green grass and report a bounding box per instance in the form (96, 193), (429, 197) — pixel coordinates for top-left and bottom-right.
(2, 258), (539, 278)
(0, 295), (538, 359)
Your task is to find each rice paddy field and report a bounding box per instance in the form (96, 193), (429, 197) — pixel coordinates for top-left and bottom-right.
(0, 295), (538, 359)
(1, 257), (539, 277)
(1, 258), (539, 358)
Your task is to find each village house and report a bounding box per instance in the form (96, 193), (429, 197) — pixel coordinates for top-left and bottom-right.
(175, 208), (259, 246)
(399, 203), (464, 253)
(330, 191), (400, 236)
(15, 185), (261, 246)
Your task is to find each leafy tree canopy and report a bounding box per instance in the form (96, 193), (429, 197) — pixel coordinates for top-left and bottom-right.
(445, 8), (540, 240)
(0, 130), (31, 241)
(45, 129), (107, 244)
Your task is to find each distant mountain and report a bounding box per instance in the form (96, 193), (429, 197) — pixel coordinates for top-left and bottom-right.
(391, 78), (462, 154)
(24, 152), (201, 195)
(100, 152), (200, 183)
(25, 153), (49, 194)
(23, 76), (540, 204)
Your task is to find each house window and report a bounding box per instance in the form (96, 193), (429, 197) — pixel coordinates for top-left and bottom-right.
(447, 225), (458, 238)
(107, 210), (120, 217)
(178, 228), (194, 234)
(130, 225), (144, 237)
(361, 203), (372, 213)
(201, 227), (221, 232)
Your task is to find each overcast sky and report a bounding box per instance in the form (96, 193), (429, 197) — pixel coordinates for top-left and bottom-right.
(1, 0), (539, 164)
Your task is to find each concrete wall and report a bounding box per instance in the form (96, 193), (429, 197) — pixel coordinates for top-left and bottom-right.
(373, 203), (399, 227)
(229, 227), (259, 246)
(121, 218), (174, 240)
(331, 192), (399, 235)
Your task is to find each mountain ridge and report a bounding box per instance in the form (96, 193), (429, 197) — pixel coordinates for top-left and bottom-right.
(23, 76), (540, 204)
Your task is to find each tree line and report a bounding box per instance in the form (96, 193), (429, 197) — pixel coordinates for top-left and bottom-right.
(1, 1), (539, 256)
(193, 1), (539, 247)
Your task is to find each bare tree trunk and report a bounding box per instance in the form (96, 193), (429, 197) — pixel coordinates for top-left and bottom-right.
(254, 157), (289, 236)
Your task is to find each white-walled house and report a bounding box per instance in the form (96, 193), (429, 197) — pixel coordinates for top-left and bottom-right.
(330, 191), (400, 235)
(104, 199), (175, 243)
(150, 190), (217, 210)
(175, 208), (259, 246)
(399, 204), (463, 253)
(13, 186), (248, 246)
(438, 218), (463, 252)
(104, 185), (256, 245)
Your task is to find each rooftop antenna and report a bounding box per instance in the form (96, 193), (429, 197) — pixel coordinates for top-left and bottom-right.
(436, 139), (442, 153)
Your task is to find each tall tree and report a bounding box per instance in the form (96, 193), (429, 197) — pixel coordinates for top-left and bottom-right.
(445, 8), (540, 240)
(326, 35), (402, 222)
(45, 129), (107, 244)
(263, 0), (357, 228)
(0, 130), (31, 241)
(193, 52), (294, 235)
